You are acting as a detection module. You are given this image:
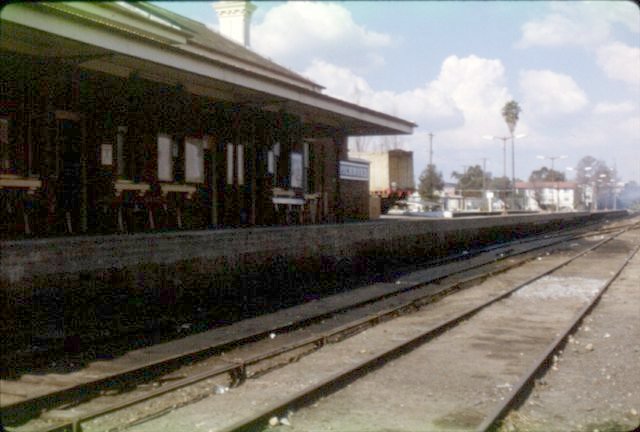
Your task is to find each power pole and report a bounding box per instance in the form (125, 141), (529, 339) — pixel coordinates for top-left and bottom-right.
(428, 132), (434, 167)
(461, 165), (468, 211)
(482, 158), (488, 211)
(511, 135), (516, 211)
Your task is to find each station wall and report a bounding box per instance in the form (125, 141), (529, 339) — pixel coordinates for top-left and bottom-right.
(2, 211), (626, 287)
(1, 211), (627, 337)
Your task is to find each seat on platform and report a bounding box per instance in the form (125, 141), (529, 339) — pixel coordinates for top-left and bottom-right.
(272, 188), (305, 225)
(0, 175), (42, 237)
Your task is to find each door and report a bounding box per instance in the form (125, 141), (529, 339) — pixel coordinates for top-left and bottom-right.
(222, 141), (247, 226)
(56, 112), (83, 233)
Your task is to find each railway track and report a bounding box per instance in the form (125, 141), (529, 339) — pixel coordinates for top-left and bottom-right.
(2, 216), (638, 431)
(196, 222), (639, 432)
(6, 217), (628, 370)
(4, 215), (627, 364)
(1, 217), (608, 363)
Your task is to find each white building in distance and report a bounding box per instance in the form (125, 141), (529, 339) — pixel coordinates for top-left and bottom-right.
(516, 181), (577, 211)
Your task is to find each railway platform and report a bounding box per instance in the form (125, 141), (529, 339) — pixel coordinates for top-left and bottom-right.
(2, 213), (636, 432)
(0, 212), (628, 345)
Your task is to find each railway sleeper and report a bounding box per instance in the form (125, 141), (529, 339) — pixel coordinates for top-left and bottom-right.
(245, 344), (320, 380)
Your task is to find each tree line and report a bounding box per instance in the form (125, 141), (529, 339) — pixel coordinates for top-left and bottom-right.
(417, 154), (627, 209)
(417, 99), (638, 209)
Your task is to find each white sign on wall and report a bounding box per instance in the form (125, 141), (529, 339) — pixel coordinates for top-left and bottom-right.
(185, 137), (204, 183)
(157, 134), (173, 181)
(100, 144), (113, 166)
(339, 160), (369, 181)
(291, 152), (302, 188)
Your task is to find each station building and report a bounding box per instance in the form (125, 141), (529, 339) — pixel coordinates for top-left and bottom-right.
(0, 1), (414, 238)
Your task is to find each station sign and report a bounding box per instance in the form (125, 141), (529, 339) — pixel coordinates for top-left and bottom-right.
(340, 160), (369, 181)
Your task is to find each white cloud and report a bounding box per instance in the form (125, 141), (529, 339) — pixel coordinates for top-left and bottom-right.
(304, 55), (514, 136)
(517, 12), (609, 49)
(517, 2), (638, 49)
(304, 55), (522, 178)
(251, 2), (392, 72)
(596, 42), (640, 86)
(593, 101), (637, 115)
(434, 56), (511, 131)
(199, 1), (639, 181)
(517, 2), (640, 91)
(303, 59), (457, 128)
(549, 1), (640, 35)
(519, 70), (588, 116)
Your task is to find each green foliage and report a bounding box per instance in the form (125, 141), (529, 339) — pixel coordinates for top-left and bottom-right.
(573, 155), (616, 207)
(418, 164), (444, 200)
(575, 156), (613, 185)
(451, 165), (490, 197)
(529, 167), (566, 182)
(501, 100), (521, 135)
(489, 176), (511, 191)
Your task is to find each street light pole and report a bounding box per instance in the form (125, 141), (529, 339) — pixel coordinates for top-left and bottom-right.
(483, 135), (508, 179)
(597, 173), (608, 211)
(511, 135), (515, 210)
(581, 166), (593, 211)
(483, 135), (510, 211)
(461, 165), (469, 211)
(510, 133), (526, 211)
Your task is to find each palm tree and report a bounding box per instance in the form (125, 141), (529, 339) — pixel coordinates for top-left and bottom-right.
(501, 100), (522, 209)
(502, 100), (521, 136)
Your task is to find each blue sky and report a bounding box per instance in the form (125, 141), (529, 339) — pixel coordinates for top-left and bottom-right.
(154, 1), (640, 184)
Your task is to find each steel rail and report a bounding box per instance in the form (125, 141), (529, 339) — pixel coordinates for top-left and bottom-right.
(17, 220), (638, 432)
(7, 216), (629, 368)
(5, 215), (628, 359)
(476, 241), (640, 432)
(1, 222), (570, 363)
(2, 225), (592, 413)
(214, 225), (636, 432)
(12, 220), (637, 432)
(29, 232), (573, 432)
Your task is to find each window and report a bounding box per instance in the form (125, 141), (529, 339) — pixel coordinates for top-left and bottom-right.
(290, 152), (302, 188)
(0, 117), (10, 172)
(268, 150), (274, 174)
(157, 133), (173, 181)
(226, 143), (234, 185)
(269, 142), (280, 185)
(225, 143), (245, 186)
(303, 140), (311, 192)
(116, 126), (127, 177)
(236, 144), (244, 186)
(185, 137), (204, 183)
(27, 114), (43, 176)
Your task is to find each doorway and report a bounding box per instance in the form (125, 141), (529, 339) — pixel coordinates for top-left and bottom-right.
(55, 112), (83, 233)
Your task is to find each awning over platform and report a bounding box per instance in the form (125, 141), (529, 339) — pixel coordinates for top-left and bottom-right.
(1, 2), (416, 137)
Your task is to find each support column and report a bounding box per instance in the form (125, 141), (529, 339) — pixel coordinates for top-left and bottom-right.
(208, 135), (217, 227)
(334, 132), (346, 223)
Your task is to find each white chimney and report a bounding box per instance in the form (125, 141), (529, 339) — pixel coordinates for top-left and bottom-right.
(213, 1), (257, 47)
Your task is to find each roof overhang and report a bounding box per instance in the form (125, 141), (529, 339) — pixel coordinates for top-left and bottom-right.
(1, 2), (416, 137)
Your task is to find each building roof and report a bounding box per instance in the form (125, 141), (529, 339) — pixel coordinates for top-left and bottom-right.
(1, 1), (415, 136)
(516, 181), (577, 189)
(133, 2), (324, 92)
(345, 158), (371, 165)
(349, 149), (413, 158)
